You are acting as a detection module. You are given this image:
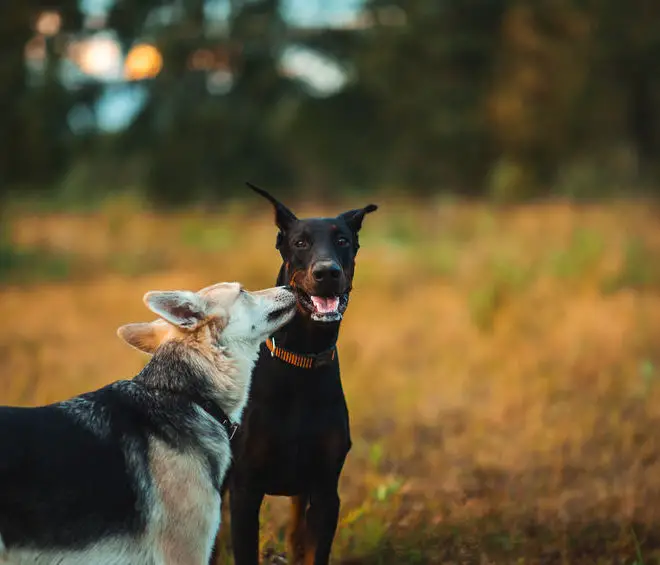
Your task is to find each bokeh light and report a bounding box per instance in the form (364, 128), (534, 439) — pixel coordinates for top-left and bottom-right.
(125, 44), (163, 81)
(77, 36), (122, 79)
(35, 11), (62, 36)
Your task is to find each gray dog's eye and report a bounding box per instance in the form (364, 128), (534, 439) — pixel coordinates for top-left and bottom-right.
(336, 237), (349, 247)
(294, 239), (308, 249)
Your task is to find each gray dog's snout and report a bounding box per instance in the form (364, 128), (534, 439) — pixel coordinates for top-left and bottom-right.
(312, 261), (342, 282)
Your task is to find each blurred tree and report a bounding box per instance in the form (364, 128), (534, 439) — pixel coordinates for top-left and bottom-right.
(592, 0), (660, 181)
(0, 1), (82, 196)
(108, 0), (299, 205)
(487, 0), (660, 199)
(354, 0), (508, 193)
(487, 0), (592, 199)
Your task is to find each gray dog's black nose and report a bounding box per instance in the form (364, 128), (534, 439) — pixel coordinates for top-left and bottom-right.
(312, 261), (342, 282)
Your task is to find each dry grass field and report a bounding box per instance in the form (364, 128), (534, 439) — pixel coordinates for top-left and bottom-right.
(2, 197), (660, 564)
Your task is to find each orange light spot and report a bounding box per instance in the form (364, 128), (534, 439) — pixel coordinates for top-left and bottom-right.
(36, 11), (61, 36)
(125, 44), (163, 81)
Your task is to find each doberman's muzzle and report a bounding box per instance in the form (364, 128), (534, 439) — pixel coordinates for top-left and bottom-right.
(288, 261), (352, 322)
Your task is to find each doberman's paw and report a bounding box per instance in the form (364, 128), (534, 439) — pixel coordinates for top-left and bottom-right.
(262, 548), (289, 565)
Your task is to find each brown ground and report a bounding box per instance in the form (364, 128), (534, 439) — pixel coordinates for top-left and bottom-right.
(2, 198), (660, 564)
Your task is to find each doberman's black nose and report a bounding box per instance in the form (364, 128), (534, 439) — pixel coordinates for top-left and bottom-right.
(312, 261), (342, 282)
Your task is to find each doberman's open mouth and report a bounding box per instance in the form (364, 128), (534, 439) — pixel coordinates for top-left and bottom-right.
(296, 290), (349, 322)
(310, 296), (339, 314)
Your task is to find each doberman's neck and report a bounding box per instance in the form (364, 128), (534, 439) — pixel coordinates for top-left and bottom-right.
(272, 263), (342, 354)
(270, 311), (340, 354)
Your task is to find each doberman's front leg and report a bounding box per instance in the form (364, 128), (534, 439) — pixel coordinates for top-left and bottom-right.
(230, 487), (264, 565)
(305, 485), (341, 565)
(286, 494), (309, 565)
(209, 496), (232, 564)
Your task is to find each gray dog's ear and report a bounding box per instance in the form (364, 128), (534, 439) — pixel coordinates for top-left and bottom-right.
(338, 204), (378, 234)
(117, 320), (172, 355)
(143, 290), (208, 330)
(246, 182), (297, 233)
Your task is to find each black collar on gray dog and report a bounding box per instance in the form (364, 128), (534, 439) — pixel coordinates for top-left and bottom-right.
(186, 393), (239, 441)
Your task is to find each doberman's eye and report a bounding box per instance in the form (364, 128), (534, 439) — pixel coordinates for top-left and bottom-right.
(336, 237), (349, 247)
(293, 239), (308, 249)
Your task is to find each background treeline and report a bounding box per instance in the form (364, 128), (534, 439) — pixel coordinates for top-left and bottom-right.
(2, 0), (660, 206)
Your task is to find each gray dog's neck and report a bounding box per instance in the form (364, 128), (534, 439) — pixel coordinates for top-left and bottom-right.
(133, 341), (249, 421)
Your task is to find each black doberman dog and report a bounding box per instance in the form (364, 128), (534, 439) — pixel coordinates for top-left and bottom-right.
(222, 184), (377, 565)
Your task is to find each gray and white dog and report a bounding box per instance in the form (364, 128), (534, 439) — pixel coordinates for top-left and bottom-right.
(0, 282), (296, 565)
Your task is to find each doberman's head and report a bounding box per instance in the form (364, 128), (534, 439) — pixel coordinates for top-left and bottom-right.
(248, 183), (377, 324)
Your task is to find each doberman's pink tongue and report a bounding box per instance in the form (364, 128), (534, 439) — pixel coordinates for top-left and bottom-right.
(310, 296), (339, 314)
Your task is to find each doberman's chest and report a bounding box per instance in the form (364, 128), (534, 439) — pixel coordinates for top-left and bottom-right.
(235, 358), (351, 495)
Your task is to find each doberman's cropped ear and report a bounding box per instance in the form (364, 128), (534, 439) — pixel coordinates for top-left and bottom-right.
(246, 182), (297, 232)
(338, 204), (378, 234)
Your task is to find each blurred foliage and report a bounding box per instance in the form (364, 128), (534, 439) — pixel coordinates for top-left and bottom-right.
(2, 0), (660, 205)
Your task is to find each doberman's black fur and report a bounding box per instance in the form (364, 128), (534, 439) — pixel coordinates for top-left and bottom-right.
(221, 185), (377, 565)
